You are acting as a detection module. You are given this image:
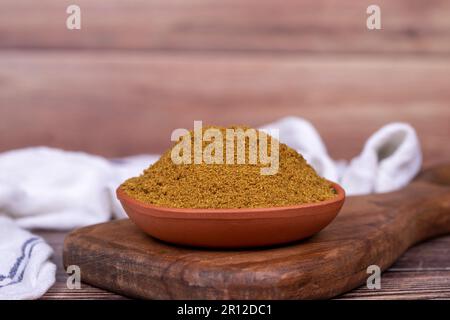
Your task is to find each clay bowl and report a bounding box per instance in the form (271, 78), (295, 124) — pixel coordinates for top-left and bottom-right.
(116, 182), (345, 249)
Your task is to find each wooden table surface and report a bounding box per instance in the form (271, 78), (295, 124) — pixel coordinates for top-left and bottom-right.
(38, 229), (450, 300)
(2, 0), (450, 299)
(37, 231), (450, 299)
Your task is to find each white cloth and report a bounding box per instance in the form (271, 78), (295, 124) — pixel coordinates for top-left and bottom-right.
(0, 148), (156, 300)
(340, 123), (422, 195)
(0, 117), (422, 299)
(0, 217), (56, 300)
(262, 117), (422, 195)
(0, 147), (157, 229)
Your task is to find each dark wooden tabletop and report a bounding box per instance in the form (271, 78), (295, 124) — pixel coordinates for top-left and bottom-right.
(38, 230), (450, 300)
(2, 0), (450, 299)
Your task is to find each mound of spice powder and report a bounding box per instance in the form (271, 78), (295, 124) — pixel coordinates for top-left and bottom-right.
(120, 126), (336, 209)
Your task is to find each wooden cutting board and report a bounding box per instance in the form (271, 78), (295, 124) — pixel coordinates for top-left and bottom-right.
(63, 164), (450, 299)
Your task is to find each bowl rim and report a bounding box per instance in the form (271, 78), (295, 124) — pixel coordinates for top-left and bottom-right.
(116, 180), (346, 218)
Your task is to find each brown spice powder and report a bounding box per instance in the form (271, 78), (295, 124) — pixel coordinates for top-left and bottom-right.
(121, 126), (337, 209)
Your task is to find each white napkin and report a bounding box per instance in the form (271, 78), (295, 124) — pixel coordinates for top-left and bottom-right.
(0, 117), (422, 299)
(340, 123), (422, 195)
(0, 217), (56, 300)
(262, 117), (422, 195)
(0, 148), (156, 300)
(0, 147), (157, 229)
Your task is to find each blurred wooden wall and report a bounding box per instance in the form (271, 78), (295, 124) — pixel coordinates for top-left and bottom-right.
(0, 0), (449, 166)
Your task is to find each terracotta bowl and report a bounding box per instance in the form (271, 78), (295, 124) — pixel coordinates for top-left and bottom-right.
(116, 182), (345, 249)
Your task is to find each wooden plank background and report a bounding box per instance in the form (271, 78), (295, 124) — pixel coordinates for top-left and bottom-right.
(0, 0), (449, 300)
(0, 0), (449, 167)
(1, 52), (449, 166)
(1, 0), (450, 54)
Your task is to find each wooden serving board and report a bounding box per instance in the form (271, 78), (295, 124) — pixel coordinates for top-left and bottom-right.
(63, 164), (450, 299)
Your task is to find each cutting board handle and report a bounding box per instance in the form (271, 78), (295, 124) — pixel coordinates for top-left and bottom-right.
(401, 163), (450, 243)
(63, 163), (450, 300)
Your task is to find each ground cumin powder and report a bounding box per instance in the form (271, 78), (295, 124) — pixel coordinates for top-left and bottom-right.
(121, 126), (336, 209)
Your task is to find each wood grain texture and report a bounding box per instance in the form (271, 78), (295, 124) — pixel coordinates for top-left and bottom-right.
(1, 0), (450, 54)
(1, 52), (449, 166)
(37, 231), (126, 300)
(6, 0), (448, 300)
(388, 237), (450, 271)
(62, 164), (450, 299)
(38, 231), (450, 300)
(339, 271), (450, 300)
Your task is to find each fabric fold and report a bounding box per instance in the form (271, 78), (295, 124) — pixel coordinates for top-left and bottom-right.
(340, 122), (422, 195)
(0, 217), (56, 300)
(0, 117), (423, 299)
